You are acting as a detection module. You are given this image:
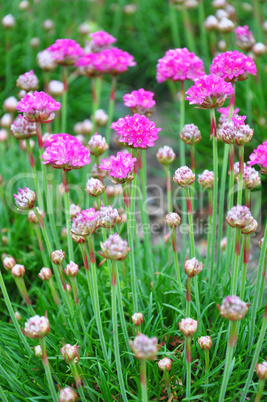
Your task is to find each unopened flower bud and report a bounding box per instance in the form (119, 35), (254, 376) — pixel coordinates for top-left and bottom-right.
(16, 70), (39, 91)
(1, 236), (8, 245)
(78, 22), (90, 35)
(64, 261), (79, 277)
(18, 90), (27, 99)
(212, 0), (226, 8)
(11, 114), (37, 140)
(99, 205), (121, 228)
(59, 386), (78, 402)
(66, 283), (72, 293)
(166, 212), (181, 229)
(259, 237), (264, 249)
(12, 264), (26, 277)
(14, 311), (22, 321)
(198, 336), (212, 350)
(37, 50), (57, 71)
(1, 113), (12, 128)
(50, 250), (65, 265)
(217, 295), (249, 321)
(221, 237), (227, 251)
(19, 1), (29, 10)
(85, 178), (106, 197)
(198, 170), (214, 189)
(3, 96), (18, 113)
(24, 315), (50, 339)
(173, 166), (195, 187)
(13, 187), (37, 210)
(95, 109), (108, 126)
(61, 227), (67, 238)
(156, 146), (176, 166)
(180, 124), (201, 145)
(256, 361), (267, 380)
(42, 19), (54, 31)
(226, 205), (253, 229)
(38, 267), (52, 281)
(158, 357), (172, 371)
(241, 165), (261, 190)
(30, 37), (40, 49)
(253, 43), (266, 56)
(88, 133), (108, 156)
(3, 256), (16, 270)
(184, 257), (204, 277)
(100, 233), (130, 261)
(28, 207), (45, 223)
(70, 204), (81, 219)
(60, 344), (79, 363)
(218, 18), (234, 33)
(215, 9), (228, 20)
(48, 80), (64, 97)
(241, 218), (258, 235)
(2, 14), (16, 29)
(129, 333), (158, 361)
(75, 134), (85, 144)
(179, 318), (198, 337)
(82, 119), (93, 134)
(123, 4), (137, 14)
(106, 184), (123, 198)
(34, 345), (43, 358)
(131, 312), (144, 326)
(0, 129), (8, 141)
(204, 15), (218, 31)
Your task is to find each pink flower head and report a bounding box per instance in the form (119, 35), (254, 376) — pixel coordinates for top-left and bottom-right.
(156, 48), (205, 83)
(71, 208), (100, 236)
(185, 74), (234, 109)
(11, 114), (37, 139)
(16, 91), (61, 123)
(99, 151), (137, 183)
(111, 114), (161, 149)
(89, 30), (117, 52)
(123, 88), (155, 115)
(42, 133), (91, 171)
(75, 52), (100, 77)
(231, 115), (247, 126)
(210, 51), (257, 82)
(93, 47), (136, 75)
(47, 39), (84, 65)
(248, 141), (267, 174)
(16, 70), (39, 91)
(218, 105), (239, 126)
(234, 26), (255, 51)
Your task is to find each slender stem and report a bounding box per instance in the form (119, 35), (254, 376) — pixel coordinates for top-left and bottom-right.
(185, 186), (195, 257)
(259, 254), (267, 307)
(240, 235), (250, 300)
(35, 226), (50, 267)
(14, 277), (35, 315)
(197, 0), (209, 62)
(169, 1), (180, 48)
(62, 170), (74, 261)
(0, 271), (32, 354)
(69, 361), (87, 402)
(163, 370), (171, 398)
(225, 145), (235, 270)
(237, 145), (244, 205)
(181, 6), (196, 53)
(91, 77), (102, 134)
(204, 349), (209, 372)
(105, 76), (117, 144)
(230, 229), (241, 295)
(171, 229), (182, 292)
(186, 277), (192, 317)
(164, 165), (173, 212)
(111, 260), (128, 401)
(185, 336), (192, 400)
(245, 189), (251, 208)
(61, 66), (68, 133)
(140, 359), (148, 402)
(0, 384), (9, 402)
(179, 81), (187, 253)
(39, 338), (57, 402)
(210, 109), (218, 287)
(47, 279), (61, 305)
(206, 189), (213, 272)
(255, 379), (265, 402)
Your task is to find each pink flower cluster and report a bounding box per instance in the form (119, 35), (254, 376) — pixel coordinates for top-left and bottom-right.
(42, 133), (91, 171)
(123, 88), (155, 115)
(218, 106), (239, 126)
(89, 30), (117, 51)
(234, 25), (255, 50)
(210, 51), (257, 82)
(111, 114), (161, 148)
(99, 151), (137, 183)
(156, 48), (205, 83)
(16, 91), (61, 123)
(248, 142), (267, 174)
(75, 47), (136, 76)
(47, 39), (84, 65)
(71, 208), (100, 236)
(185, 74), (234, 109)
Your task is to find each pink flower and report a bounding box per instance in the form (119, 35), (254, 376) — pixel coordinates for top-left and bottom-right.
(111, 114), (161, 149)
(99, 151), (137, 183)
(156, 48), (205, 83)
(89, 30), (117, 51)
(218, 106), (240, 126)
(210, 51), (257, 82)
(47, 39), (84, 65)
(11, 114), (37, 139)
(185, 74), (234, 109)
(248, 142), (267, 174)
(75, 52), (99, 77)
(123, 88), (155, 115)
(71, 208), (100, 236)
(16, 91), (61, 123)
(42, 133), (91, 171)
(234, 26), (255, 51)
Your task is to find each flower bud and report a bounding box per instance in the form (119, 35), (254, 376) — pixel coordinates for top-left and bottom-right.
(256, 361), (267, 380)
(1, 236), (8, 245)
(198, 336), (212, 350)
(100, 233), (130, 261)
(226, 205), (253, 229)
(70, 204), (81, 219)
(24, 315), (50, 339)
(42, 19), (54, 31)
(106, 184), (123, 198)
(179, 318), (198, 337)
(19, 1), (30, 11)
(59, 386), (77, 402)
(1, 113), (12, 128)
(253, 43), (266, 56)
(66, 283), (72, 293)
(14, 311), (22, 321)
(0, 129), (8, 142)
(212, 0), (226, 8)
(37, 50), (57, 71)
(16, 70), (39, 91)
(166, 212), (181, 229)
(217, 295), (249, 321)
(240, 218), (258, 235)
(85, 178), (106, 197)
(198, 170), (214, 189)
(204, 15), (218, 31)
(156, 146), (176, 166)
(71, 233), (86, 244)
(173, 166), (195, 187)
(78, 22), (90, 35)
(75, 134), (86, 144)
(242, 166), (261, 190)
(184, 257), (204, 277)
(221, 237), (227, 251)
(64, 261), (79, 277)
(158, 357), (172, 371)
(2, 14), (16, 29)
(28, 207), (45, 223)
(11, 114), (37, 140)
(88, 133), (108, 156)
(34, 345), (43, 358)
(3, 256), (16, 270)
(3, 96), (18, 113)
(60, 344), (79, 363)
(95, 109), (108, 126)
(131, 312), (144, 326)
(13, 187), (37, 210)
(218, 18), (234, 33)
(48, 80), (64, 97)
(82, 119), (93, 134)
(30, 37), (40, 49)
(99, 205), (121, 228)
(129, 333), (158, 361)
(11, 264), (26, 277)
(61, 228), (67, 238)
(38, 267), (52, 281)
(180, 124), (201, 145)
(259, 237), (264, 249)
(50, 250), (65, 265)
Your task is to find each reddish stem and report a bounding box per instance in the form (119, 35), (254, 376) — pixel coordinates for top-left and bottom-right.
(82, 243), (89, 270)
(186, 193), (193, 215)
(186, 276), (191, 302)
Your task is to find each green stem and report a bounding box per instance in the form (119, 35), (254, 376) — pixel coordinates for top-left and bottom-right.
(255, 378), (265, 402)
(39, 338), (57, 402)
(179, 81), (187, 253)
(237, 145), (244, 205)
(13, 277), (35, 315)
(62, 170), (74, 262)
(171, 229), (182, 293)
(185, 336), (192, 400)
(197, 0), (209, 62)
(181, 6), (196, 53)
(0, 384), (9, 402)
(69, 361), (87, 402)
(91, 77), (102, 134)
(230, 229), (241, 295)
(206, 189), (213, 272)
(111, 260), (128, 401)
(186, 276), (192, 317)
(225, 145), (235, 270)
(185, 186), (195, 257)
(105, 76), (117, 144)
(35, 226), (50, 267)
(61, 66), (68, 133)
(169, 1), (180, 48)
(240, 235), (250, 300)
(210, 109), (218, 287)
(0, 271), (32, 355)
(47, 279), (61, 305)
(164, 165), (173, 213)
(164, 370), (171, 398)
(140, 359), (148, 402)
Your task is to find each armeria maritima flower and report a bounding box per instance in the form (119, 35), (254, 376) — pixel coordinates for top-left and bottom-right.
(99, 233), (130, 260)
(71, 208), (100, 236)
(99, 205), (121, 228)
(210, 51), (257, 82)
(99, 151), (137, 183)
(129, 333), (158, 360)
(89, 30), (117, 52)
(59, 386), (77, 402)
(42, 133), (91, 170)
(185, 74), (234, 109)
(111, 114), (161, 149)
(85, 178), (106, 197)
(24, 315), (50, 339)
(218, 105), (239, 126)
(198, 170), (214, 189)
(217, 295), (249, 321)
(123, 88), (156, 115)
(166, 212), (181, 229)
(16, 69), (39, 91)
(173, 166), (195, 187)
(234, 25), (255, 51)
(226, 205), (253, 229)
(248, 141), (267, 174)
(218, 116), (254, 146)
(180, 123), (202, 145)
(47, 39), (84, 65)
(13, 187), (37, 210)
(156, 146), (176, 166)
(16, 91), (61, 123)
(156, 48), (205, 83)
(233, 162), (261, 190)
(11, 114), (37, 139)
(88, 133), (108, 156)
(37, 50), (57, 71)
(179, 318), (198, 337)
